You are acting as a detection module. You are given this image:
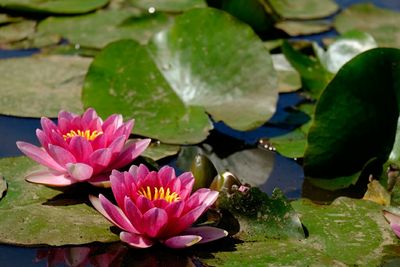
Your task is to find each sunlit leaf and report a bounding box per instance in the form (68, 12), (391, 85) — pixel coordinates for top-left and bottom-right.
(0, 55), (91, 118)
(0, 20), (35, 45)
(141, 142), (180, 161)
(268, 0), (338, 19)
(130, 0), (206, 12)
(0, 0), (109, 14)
(272, 54), (301, 93)
(275, 20), (331, 36)
(334, 3), (400, 48)
(0, 157), (118, 246)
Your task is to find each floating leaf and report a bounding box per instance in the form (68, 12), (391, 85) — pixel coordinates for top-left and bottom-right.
(201, 197), (397, 266)
(272, 54), (301, 93)
(149, 8), (278, 130)
(218, 187), (305, 240)
(0, 55), (91, 118)
(0, 0), (109, 14)
(304, 48), (400, 188)
(37, 10), (170, 49)
(315, 30), (378, 73)
(82, 40), (212, 144)
(0, 157), (118, 246)
(363, 179), (391, 206)
(83, 8), (278, 143)
(334, 3), (400, 48)
(0, 20), (36, 45)
(0, 14), (22, 24)
(275, 20), (331, 36)
(141, 142), (180, 161)
(268, 0), (338, 19)
(130, 0), (206, 12)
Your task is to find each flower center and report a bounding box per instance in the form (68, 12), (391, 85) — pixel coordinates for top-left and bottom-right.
(63, 129), (103, 141)
(138, 186), (180, 203)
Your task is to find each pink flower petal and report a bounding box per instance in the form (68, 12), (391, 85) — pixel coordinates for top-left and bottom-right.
(167, 177), (181, 196)
(391, 223), (400, 238)
(124, 196), (144, 233)
(68, 136), (93, 162)
(136, 195), (154, 213)
(110, 172), (127, 208)
(143, 208), (168, 238)
(120, 231), (153, 248)
(172, 205), (209, 235)
(82, 108), (98, 125)
(36, 129), (50, 148)
(40, 117), (58, 134)
(16, 142), (65, 172)
(66, 163), (93, 181)
(108, 136), (126, 157)
(158, 166), (176, 186)
(185, 189), (218, 211)
(58, 110), (76, 122)
(134, 164), (150, 182)
(112, 139), (151, 169)
(48, 144), (76, 166)
(163, 235), (202, 249)
(183, 226), (228, 244)
(88, 174), (111, 188)
(89, 148), (112, 171)
(102, 114), (123, 135)
(26, 170), (73, 186)
(177, 172), (195, 200)
(98, 194), (138, 234)
(165, 200), (185, 218)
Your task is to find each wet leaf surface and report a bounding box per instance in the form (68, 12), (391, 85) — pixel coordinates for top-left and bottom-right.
(0, 157), (118, 246)
(37, 10), (170, 49)
(335, 3), (400, 48)
(0, 20), (36, 45)
(304, 48), (400, 187)
(268, 0), (339, 19)
(141, 142), (180, 161)
(275, 20), (331, 36)
(0, 0), (109, 14)
(0, 55), (91, 118)
(131, 0), (206, 12)
(272, 54), (301, 93)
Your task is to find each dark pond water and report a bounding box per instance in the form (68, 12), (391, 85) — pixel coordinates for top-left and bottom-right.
(1, 0), (400, 266)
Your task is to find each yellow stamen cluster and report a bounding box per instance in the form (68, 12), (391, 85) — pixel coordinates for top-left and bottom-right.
(63, 129), (103, 141)
(138, 186), (180, 203)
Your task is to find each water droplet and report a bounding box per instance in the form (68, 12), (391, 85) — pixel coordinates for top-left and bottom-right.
(148, 7), (156, 13)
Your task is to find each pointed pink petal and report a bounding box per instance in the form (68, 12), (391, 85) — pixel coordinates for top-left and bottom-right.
(16, 142), (65, 172)
(186, 189), (218, 210)
(124, 196), (143, 233)
(136, 195), (154, 213)
(88, 174), (111, 188)
(110, 171), (127, 208)
(66, 163), (93, 181)
(158, 166), (176, 186)
(108, 136), (126, 156)
(58, 110), (76, 122)
(165, 200), (185, 218)
(68, 136), (93, 162)
(40, 117), (58, 134)
(91, 133), (107, 150)
(36, 129), (50, 148)
(90, 195), (138, 234)
(144, 172), (160, 189)
(49, 130), (69, 149)
(183, 226), (228, 244)
(177, 172), (195, 199)
(120, 231), (153, 248)
(383, 210), (400, 225)
(167, 177), (181, 196)
(26, 170), (73, 186)
(172, 205), (210, 235)
(132, 164), (150, 182)
(82, 108), (98, 125)
(48, 144), (76, 166)
(391, 223), (400, 238)
(102, 114), (123, 135)
(122, 119), (134, 137)
(163, 235), (202, 249)
(112, 139), (151, 169)
(90, 148), (112, 171)
(143, 208), (168, 238)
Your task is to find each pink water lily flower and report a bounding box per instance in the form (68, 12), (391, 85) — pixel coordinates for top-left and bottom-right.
(16, 108), (150, 187)
(90, 164), (227, 249)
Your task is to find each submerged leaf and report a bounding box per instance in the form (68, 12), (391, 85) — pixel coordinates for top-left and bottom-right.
(0, 157), (118, 246)
(0, 55), (91, 118)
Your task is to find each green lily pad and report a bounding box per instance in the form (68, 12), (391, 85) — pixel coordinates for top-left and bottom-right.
(82, 40), (212, 144)
(201, 197), (398, 266)
(219, 187), (305, 240)
(37, 10), (171, 49)
(0, 157), (118, 246)
(0, 20), (36, 45)
(141, 142), (180, 161)
(334, 3), (400, 48)
(0, 0), (109, 14)
(304, 48), (400, 187)
(83, 8), (278, 143)
(272, 54), (301, 93)
(149, 8), (278, 131)
(275, 20), (331, 36)
(282, 41), (333, 98)
(268, 0), (339, 19)
(315, 30), (378, 73)
(0, 55), (91, 118)
(0, 175), (6, 200)
(130, 0), (206, 12)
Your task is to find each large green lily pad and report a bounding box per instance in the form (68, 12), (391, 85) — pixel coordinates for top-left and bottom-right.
(334, 3), (400, 48)
(304, 48), (400, 187)
(82, 40), (212, 144)
(0, 55), (91, 118)
(0, 0), (109, 14)
(201, 197), (398, 266)
(37, 10), (170, 49)
(83, 8), (278, 143)
(0, 157), (118, 246)
(130, 0), (206, 12)
(149, 8), (278, 131)
(268, 0), (338, 19)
